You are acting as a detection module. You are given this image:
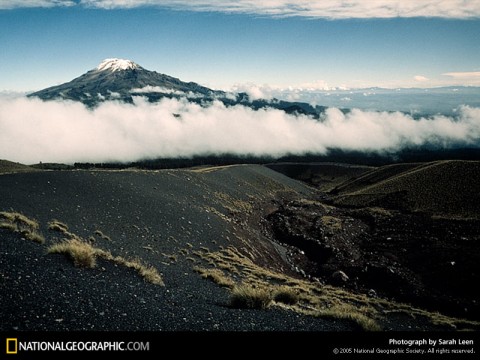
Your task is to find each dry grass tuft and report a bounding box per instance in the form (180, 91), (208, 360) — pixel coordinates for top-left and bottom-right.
(48, 220), (69, 233)
(321, 216), (342, 232)
(0, 211), (39, 230)
(47, 223), (164, 286)
(111, 256), (164, 286)
(314, 304), (381, 331)
(23, 230), (46, 244)
(273, 287), (299, 305)
(193, 267), (234, 288)
(48, 239), (96, 268)
(48, 219), (78, 240)
(230, 283), (272, 309)
(1, 211), (45, 244)
(0, 222), (17, 232)
(94, 230), (112, 241)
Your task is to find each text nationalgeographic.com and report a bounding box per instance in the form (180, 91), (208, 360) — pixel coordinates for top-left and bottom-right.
(6, 339), (149, 354)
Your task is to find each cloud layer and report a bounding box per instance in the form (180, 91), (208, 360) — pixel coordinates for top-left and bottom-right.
(1, 96), (479, 164)
(2, 0), (480, 19)
(442, 72), (480, 86)
(0, 0), (75, 9)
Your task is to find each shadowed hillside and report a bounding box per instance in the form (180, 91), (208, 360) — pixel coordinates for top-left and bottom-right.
(333, 160), (480, 219)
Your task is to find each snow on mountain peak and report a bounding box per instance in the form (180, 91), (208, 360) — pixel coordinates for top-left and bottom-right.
(97, 58), (140, 72)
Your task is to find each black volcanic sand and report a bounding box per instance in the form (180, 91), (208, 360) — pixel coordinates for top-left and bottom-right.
(1, 165), (354, 331)
(1, 164), (477, 331)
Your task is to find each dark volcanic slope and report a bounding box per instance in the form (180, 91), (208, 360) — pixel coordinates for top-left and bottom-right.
(266, 162), (373, 192)
(264, 160), (480, 321)
(1, 165), (357, 331)
(333, 160), (480, 219)
(2, 164), (477, 331)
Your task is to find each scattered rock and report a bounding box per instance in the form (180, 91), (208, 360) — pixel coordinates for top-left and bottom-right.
(332, 270), (349, 283)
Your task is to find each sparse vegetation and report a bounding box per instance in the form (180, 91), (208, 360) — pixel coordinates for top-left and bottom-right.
(48, 239), (96, 268)
(214, 192), (253, 216)
(22, 231), (46, 244)
(230, 283), (272, 309)
(162, 253), (178, 262)
(46, 222), (164, 286)
(321, 216), (342, 232)
(0, 160), (37, 175)
(1, 211), (39, 230)
(193, 267), (234, 288)
(0, 211), (45, 244)
(273, 287), (299, 305)
(94, 230), (112, 241)
(0, 222), (17, 232)
(48, 219), (69, 233)
(110, 256), (164, 286)
(193, 245), (480, 331)
(314, 305), (381, 331)
(48, 219), (78, 239)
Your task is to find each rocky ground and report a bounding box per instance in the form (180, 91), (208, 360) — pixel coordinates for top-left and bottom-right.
(1, 163), (479, 331)
(266, 200), (480, 320)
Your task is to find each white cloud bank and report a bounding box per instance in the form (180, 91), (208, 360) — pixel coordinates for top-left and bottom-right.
(2, 1), (480, 19)
(0, 0), (75, 9)
(1, 96), (479, 164)
(81, 0), (480, 18)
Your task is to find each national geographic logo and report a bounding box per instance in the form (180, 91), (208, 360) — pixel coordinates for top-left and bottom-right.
(6, 338), (17, 354)
(3, 338), (149, 353)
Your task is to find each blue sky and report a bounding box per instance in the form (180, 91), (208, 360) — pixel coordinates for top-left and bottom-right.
(1, 0), (480, 92)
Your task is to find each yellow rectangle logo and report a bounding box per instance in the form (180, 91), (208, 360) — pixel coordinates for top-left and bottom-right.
(6, 338), (17, 354)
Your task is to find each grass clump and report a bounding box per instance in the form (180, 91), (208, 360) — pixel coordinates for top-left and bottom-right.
(230, 284), (272, 309)
(1, 211), (45, 244)
(321, 216), (342, 232)
(48, 238), (164, 286)
(273, 287), (299, 305)
(315, 305), (381, 332)
(193, 267), (234, 288)
(48, 220), (69, 233)
(94, 230), (112, 241)
(118, 257), (164, 286)
(47, 223), (164, 286)
(48, 219), (78, 240)
(22, 230), (46, 244)
(0, 211), (39, 230)
(0, 222), (17, 232)
(48, 239), (96, 268)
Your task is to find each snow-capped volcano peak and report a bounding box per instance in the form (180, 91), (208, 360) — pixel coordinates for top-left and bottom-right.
(97, 58), (140, 72)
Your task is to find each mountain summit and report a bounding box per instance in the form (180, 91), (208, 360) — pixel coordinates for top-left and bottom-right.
(29, 58), (223, 106)
(96, 58), (141, 72)
(29, 58), (323, 116)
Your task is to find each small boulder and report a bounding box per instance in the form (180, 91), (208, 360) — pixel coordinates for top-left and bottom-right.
(332, 270), (349, 283)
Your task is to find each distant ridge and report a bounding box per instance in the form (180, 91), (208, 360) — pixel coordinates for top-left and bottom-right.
(0, 160), (37, 175)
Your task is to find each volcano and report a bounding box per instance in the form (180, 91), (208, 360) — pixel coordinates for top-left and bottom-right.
(29, 58), (324, 116)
